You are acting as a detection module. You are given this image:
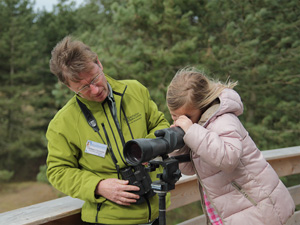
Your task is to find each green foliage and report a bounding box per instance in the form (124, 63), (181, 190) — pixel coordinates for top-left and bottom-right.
(199, 0), (300, 149)
(36, 164), (49, 184)
(80, 0), (206, 115)
(0, 0), (79, 180)
(0, 0), (299, 183)
(0, 170), (14, 183)
(51, 82), (74, 108)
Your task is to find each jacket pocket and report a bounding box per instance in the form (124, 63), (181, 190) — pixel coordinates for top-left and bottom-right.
(231, 181), (257, 206)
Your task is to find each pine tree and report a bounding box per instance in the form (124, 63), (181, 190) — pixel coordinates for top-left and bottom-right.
(77, 0), (207, 116)
(200, 0), (300, 149)
(0, 0), (54, 179)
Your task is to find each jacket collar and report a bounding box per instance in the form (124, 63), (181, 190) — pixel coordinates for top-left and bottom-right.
(198, 103), (220, 126)
(198, 89), (243, 127)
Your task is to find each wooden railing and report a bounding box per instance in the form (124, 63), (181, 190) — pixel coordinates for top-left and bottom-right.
(1, 146), (300, 225)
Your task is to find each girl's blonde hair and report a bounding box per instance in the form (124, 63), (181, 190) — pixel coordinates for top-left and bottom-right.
(166, 67), (237, 111)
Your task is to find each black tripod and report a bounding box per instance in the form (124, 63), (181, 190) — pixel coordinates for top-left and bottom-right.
(148, 154), (190, 225)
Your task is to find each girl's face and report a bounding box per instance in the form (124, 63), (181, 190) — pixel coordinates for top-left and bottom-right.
(169, 104), (202, 123)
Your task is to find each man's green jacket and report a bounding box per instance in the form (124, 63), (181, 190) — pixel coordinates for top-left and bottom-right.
(46, 75), (170, 224)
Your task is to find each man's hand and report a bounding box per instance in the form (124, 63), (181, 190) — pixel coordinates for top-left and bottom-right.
(95, 178), (140, 205)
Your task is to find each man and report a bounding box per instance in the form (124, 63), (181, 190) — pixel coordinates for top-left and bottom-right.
(46, 36), (170, 224)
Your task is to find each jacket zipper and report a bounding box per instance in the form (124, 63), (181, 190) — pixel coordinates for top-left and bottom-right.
(146, 198), (152, 222)
(95, 203), (102, 223)
(190, 152), (223, 225)
(231, 181), (257, 206)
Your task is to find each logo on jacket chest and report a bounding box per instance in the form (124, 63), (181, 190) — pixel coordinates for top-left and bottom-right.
(124, 113), (142, 124)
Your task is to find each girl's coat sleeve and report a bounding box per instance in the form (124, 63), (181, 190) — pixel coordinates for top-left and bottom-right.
(183, 113), (244, 173)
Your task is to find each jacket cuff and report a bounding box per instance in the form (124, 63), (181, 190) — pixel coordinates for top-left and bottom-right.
(86, 177), (106, 203)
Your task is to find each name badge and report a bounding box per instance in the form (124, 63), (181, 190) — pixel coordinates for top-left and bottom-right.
(85, 140), (107, 158)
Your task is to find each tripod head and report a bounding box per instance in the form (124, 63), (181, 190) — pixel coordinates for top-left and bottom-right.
(147, 154), (190, 225)
(147, 154), (190, 192)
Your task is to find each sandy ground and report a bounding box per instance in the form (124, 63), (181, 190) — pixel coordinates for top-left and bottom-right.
(0, 182), (64, 213)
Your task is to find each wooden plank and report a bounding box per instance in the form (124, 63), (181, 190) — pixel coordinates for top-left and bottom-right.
(288, 184), (300, 206)
(169, 178), (299, 210)
(262, 146), (300, 161)
(168, 175), (200, 211)
(168, 154), (300, 213)
(0, 196), (84, 225)
(262, 146), (300, 177)
(267, 155), (300, 177)
(286, 211), (300, 225)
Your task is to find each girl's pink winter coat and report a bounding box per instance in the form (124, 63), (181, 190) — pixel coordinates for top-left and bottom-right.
(173, 89), (295, 225)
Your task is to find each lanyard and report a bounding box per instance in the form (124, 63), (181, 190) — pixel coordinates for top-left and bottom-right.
(76, 97), (121, 176)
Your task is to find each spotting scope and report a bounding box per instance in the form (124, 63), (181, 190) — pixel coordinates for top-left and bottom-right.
(123, 127), (185, 166)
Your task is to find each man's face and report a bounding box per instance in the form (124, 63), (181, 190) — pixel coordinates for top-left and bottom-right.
(68, 61), (109, 102)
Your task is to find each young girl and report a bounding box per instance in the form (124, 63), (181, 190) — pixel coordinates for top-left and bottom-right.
(167, 67), (295, 225)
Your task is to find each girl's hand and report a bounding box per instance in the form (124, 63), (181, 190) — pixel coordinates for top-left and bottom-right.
(173, 115), (193, 133)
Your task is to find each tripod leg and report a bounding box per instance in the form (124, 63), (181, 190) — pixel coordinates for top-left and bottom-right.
(158, 192), (167, 225)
